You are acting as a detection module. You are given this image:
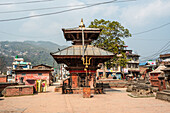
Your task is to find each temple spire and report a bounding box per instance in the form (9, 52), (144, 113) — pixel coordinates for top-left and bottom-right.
(79, 18), (85, 28)
(62, 18), (101, 45)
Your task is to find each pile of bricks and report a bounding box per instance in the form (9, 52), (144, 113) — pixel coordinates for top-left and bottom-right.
(0, 83), (18, 96)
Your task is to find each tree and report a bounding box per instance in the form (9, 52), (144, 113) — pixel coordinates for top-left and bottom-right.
(89, 19), (131, 68)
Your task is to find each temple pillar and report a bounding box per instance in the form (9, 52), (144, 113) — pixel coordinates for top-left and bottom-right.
(71, 73), (78, 88)
(85, 75), (89, 86)
(90, 76), (94, 88)
(158, 79), (166, 91)
(90, 73), (95, 88)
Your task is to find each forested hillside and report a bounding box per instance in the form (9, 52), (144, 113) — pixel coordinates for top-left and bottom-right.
(0, 41), (66, 72)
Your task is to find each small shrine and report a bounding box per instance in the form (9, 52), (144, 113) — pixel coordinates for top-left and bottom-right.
(51, 19), (114, 94)
(162, 62), (170, 90)
(156, 63), (170, 102)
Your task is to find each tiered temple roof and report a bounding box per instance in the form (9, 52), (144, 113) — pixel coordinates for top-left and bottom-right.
(51, 19), (114, 72)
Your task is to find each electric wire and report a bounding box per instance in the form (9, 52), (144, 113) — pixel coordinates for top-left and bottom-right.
(132, 22), (170, 35)
(0, 0), (55, 6)
(140, 48), (170, 62)
(140, 44), (170, 60)
(0, 0), (136, 22)
(0, 0), (135, 14)
(0, 4), (85, 14)
(140, 41), (170, 61)
(0, 0), (135, 38)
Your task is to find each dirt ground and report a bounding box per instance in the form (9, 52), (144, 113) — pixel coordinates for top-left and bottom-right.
(0, 86), (169, 113)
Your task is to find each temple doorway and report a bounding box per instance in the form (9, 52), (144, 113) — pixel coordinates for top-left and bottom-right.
(78, 73), (87, 87)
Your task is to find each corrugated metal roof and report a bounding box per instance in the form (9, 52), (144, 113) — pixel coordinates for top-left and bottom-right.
(51, 45), (114, 56)
(139, 62), (147, 66)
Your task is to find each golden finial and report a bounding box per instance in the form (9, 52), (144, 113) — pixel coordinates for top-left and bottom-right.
(79, 18), (85, 28)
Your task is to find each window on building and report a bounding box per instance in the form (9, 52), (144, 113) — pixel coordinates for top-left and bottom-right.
(38, 73), (42, 76)
(22, 73), (26, 76)
(115, 67), (118, 71)
(135, 64), (138, 68)
(132, 64), (135, 68)
(128, 64), (131, 68)
(133, 57), (136, 61)
(134, 57), (138, 61)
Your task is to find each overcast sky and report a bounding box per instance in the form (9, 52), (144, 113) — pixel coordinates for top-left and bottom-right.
(0, 0), (170, 62)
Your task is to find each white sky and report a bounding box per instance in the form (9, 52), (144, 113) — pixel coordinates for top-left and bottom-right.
(0, 0), (170, 61)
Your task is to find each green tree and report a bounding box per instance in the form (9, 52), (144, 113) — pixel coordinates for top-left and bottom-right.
(89, 19), (131, 68)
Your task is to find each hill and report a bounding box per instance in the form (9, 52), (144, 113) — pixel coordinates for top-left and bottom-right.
(0, 41), (67, 72)
(24, 41), (66, 52)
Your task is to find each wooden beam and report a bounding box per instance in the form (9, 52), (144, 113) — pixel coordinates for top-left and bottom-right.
(64, 31), (101, 33)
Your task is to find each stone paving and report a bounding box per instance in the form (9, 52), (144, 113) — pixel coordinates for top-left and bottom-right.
(0, 86), (170, 113)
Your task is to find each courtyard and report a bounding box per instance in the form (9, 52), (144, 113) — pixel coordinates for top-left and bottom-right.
(0, 87), (169, 113)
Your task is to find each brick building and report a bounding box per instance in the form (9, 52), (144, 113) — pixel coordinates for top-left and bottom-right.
(126, 50), (140, 78)
(139, 62), (154, 81)
(13, 64), (53, 92)
(159, 54), (170, 63)
(162, 62), (170, 90)
(0, 75), (7, 83)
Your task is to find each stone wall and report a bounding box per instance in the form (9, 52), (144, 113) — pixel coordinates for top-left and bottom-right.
(97, 79), (127, 88)
(0, 83), (18, 96)
(2, 85), (33, 97)
(156, 90), (170, 102)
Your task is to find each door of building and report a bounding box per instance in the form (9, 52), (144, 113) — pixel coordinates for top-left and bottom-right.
(78, 74), (86, 87)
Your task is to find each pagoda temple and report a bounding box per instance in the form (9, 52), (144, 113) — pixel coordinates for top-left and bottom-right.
(51, 19), (114, 94)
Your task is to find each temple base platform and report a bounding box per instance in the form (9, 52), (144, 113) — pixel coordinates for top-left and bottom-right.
(97, 79), (128, 88)
(62, 87), (104, 94)
(156, 90), (170, 102)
